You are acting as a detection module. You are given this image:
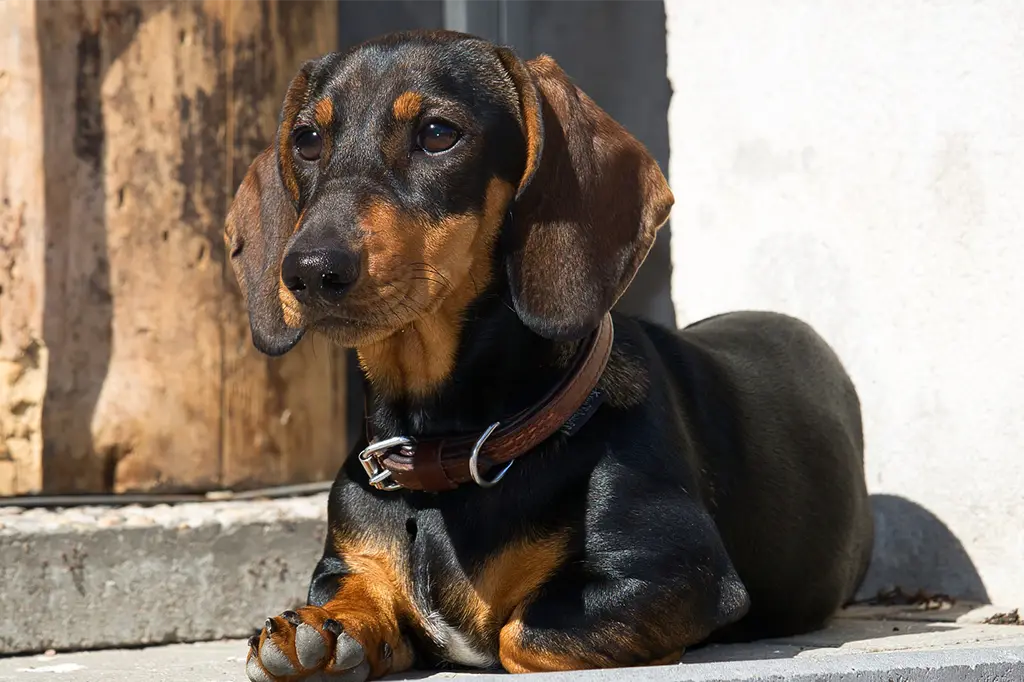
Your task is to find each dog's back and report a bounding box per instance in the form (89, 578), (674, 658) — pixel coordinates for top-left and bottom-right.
(642, 310), (874, 639)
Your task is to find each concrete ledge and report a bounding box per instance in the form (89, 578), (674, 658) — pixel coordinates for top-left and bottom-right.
(3, 495), (1022, 682)
(0, 494), (328, 654)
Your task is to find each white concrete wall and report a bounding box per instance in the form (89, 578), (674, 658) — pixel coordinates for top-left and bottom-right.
(666, 1), (1024, 606)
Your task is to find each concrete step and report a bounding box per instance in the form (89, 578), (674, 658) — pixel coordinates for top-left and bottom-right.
(3, 496), (1023, 680)
(0, 494), (328, 654)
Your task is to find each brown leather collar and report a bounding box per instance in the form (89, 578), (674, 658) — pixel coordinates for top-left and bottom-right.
(358, 313), (615, 493)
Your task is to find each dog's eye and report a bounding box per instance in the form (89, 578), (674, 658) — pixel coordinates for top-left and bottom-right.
(416, 122), (460, 154)
(293, 128), (323, 161)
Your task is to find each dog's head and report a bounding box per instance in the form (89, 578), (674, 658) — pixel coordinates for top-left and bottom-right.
(226, 30), (672, 357)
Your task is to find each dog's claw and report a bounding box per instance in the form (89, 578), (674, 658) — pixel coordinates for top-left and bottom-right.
(265, 617), (276, 634)
(323, 618), (343, 636)
(247, 635), (259, 648)
(282, 610), (302, 626)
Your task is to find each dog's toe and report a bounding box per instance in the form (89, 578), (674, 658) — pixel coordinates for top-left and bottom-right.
(295, 622), (328, 669)
(330, 631), (367, 671)
(245, 608), (368, 682)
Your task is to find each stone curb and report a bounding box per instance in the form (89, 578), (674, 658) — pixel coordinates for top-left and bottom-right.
(0, 494), (329, 654)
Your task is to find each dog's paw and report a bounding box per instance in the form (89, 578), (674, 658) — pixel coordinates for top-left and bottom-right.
(246, 607), (369, 682)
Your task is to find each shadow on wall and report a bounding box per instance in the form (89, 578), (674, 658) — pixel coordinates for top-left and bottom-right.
(857, 494), (989, 603)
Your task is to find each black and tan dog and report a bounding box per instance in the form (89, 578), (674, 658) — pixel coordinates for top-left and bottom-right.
(226, 30), (873, 681)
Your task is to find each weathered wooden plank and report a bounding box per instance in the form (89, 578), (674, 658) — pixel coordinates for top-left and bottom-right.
(0, 0), (47, 495)
(26, 1), (227, 492)
(220, 0), (347, 489)
(0, 0), (345, 495)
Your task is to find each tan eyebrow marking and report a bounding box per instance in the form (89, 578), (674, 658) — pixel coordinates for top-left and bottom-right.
(392, 91), (422, 121)
(314, 97), (334, 127)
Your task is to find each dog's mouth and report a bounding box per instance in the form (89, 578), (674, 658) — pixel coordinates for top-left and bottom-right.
(303, 296), (432, 347)
(280, 267), (455, 348)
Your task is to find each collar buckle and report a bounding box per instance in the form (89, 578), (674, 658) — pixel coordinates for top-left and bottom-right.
(357, 436), (414, 491)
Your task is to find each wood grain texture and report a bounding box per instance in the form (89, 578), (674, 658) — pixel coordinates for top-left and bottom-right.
(35, 0), (230, 492)
(0, 0), (344, 494)
(0, 0), (47, 495)
(220, 1), (346, 490)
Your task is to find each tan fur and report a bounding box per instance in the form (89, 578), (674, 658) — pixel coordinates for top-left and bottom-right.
(434, 531), (569, 651)
(499, 610), (617, 673)
(391, 91), (422, 121)
(356, 178), (514, 396)
(314, 97), (334, 127)
(278, 277), (303, 329)
(322, 535), (421, 678)
(277, 72), (309, 203)
(500, 611), (672, 673)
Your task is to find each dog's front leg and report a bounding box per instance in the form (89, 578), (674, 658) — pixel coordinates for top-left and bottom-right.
(246, 554), (415, 682)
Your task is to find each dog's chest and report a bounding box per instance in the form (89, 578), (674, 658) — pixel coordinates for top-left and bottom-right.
(403, 514), (569, 669)
(421, 610), (495, 668)
(407, 523), (497, 668)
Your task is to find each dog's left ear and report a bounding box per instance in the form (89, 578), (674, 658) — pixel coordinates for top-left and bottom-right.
(496, 50), (674, 341)
(224, 146), (305, 356)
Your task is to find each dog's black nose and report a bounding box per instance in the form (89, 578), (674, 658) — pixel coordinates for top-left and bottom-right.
(281, 247), (360, 303)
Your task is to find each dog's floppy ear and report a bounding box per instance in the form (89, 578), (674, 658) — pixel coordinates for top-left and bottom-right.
(496, 50), (674, 341)
(224, 146), (304, 356)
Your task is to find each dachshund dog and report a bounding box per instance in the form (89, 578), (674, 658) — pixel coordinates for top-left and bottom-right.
(226, 30), (873, 681)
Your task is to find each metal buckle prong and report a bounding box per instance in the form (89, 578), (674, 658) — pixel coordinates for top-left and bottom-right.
(469, 422), (512, 488)
(358, 436), (413, 491)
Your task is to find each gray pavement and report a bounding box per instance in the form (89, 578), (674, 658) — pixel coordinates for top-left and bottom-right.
(2, 608), (1023, 682)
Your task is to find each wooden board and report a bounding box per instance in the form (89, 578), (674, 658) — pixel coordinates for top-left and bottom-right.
(220, 1), (348, 490)
(0, 0), (47, 495)
(0, 0), (345, 494)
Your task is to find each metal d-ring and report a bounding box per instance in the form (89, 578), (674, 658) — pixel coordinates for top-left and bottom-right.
(468, 422), (512, 488)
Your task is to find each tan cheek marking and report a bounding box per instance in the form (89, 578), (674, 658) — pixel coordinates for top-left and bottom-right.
(293, 207), (306, 236)
(361, 200), (425, 282)
(278, 278), (302, 328)
(392, 91), (422, 121)
(314, 97), (334, 127)
(423, 177), (514, 303)
(355, 179), (514, 397)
